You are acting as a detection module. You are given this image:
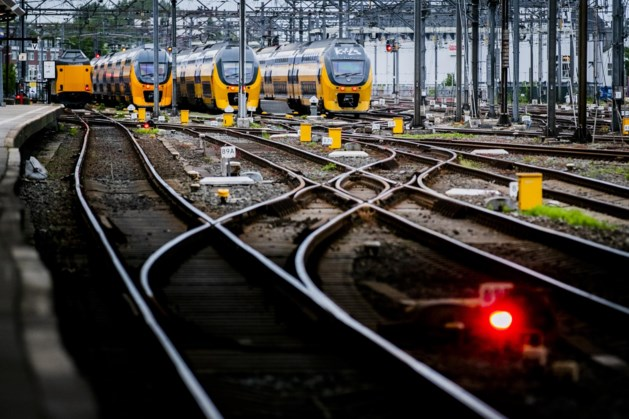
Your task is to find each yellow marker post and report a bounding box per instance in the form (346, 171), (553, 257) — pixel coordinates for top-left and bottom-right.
(138, 107), (146, 122)
(517, 173), (543, 210)
(300, 123), (312, 142)
(180, 109), (189, 124)
(223, 112), (234, 127)
(623, 117), (629, 135)
(392, 117), (404, 134)
(223, 105), (234, 127)
(217, 188), (230, 205)
(328, 127), (342, 149)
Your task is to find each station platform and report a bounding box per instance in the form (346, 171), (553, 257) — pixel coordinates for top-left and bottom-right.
(0, 104), (97, 419)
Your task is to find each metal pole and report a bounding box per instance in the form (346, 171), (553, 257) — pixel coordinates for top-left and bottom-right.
(152, 0), (160, 118)
(171, 0), (177, 115)
(20, 0), (25, 87)
(4, 20), (9, 99)
(338, 0), (343, 38)
(529, 12), (534, 103)
(238, 0), (247, 120)
(512, 0), (519, 122)
(413, 0), (424, 128)
(538, 11), (543, 104)
(471, 0), (479, 118)
(455, 3), (462, 121)
(434, 36), (438, 102)
(488, 0), (497, 117)
(546, 0), (557, 137)
(0, 43), (4, 105)
(39, 28), (44, 102)
(497, 0), (511, 126)
(557, 21), (562, 104)
(574, 0), (591, 142)
(611, 0), (624, 133)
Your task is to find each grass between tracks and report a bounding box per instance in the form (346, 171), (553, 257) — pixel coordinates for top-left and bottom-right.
(522, 205), (614, 230)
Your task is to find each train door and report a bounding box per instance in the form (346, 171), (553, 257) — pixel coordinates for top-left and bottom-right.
(115, 60), (123, 101)
(287, 54), (296, 104)
(201, 54), (214, 108)
(263, 67), (274, 98)
(122, 58), (132, 101)
(194, 54), (203, 101)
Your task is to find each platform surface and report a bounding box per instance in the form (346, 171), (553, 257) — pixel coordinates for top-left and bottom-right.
(0, 103), (97, 419)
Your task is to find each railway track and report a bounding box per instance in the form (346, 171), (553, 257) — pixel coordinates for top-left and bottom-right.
(20, 110), (629, 418)
(70, 113), (507, 417)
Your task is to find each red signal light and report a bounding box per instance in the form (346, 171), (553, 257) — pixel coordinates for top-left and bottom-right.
(488, 310), (513, 331)
(85, 85), (90, 92)
(386, 39), (393, 52)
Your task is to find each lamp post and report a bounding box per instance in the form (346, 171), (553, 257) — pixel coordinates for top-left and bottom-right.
(152, 0), (159, 119)
(496, 0), (511, 126)
(171, 0), (177, 115)
(38, 25), (44, 102)
(238, 0), (247, 121)
(433, 35), (438, 101)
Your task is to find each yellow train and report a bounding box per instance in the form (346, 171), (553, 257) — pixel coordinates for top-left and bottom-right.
(175, 41), (261, 112)
(91, 44), (172, 108)
(51, 49), (93, 108)
(256, 38), (372, 115)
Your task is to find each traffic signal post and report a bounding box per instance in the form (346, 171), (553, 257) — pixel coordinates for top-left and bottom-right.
(385, 39), (400, 104)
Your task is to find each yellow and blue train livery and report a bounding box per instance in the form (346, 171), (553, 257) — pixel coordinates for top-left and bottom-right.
(257, 38), (372, 115)
(176, 41), (261, 112)
(91, 44), (172, 108)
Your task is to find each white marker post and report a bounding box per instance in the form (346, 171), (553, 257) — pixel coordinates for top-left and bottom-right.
(221, 145), (236, 177)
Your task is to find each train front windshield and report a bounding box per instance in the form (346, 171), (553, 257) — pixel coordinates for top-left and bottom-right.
(221, 61), (255, 84)
(138, 62), (169, 84)
(331, 60), (365, 83)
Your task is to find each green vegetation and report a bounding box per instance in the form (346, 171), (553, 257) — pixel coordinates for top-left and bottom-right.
(261, 131), (270, 139)
(2, 63), (17, 95)
(114, 111), (127, 119)
(321, 162), (337, 171)
(444, 73), (455, 87)
(520, 155), (539, 165)
(68, 126), (80, 136)
(135, 127), (159, 135)
(583, 164), (629, 182)
(458, 157), (481, 169)
(250, 122), (263, 129)
(522, 205), (613, 230)
(96, 103), (106, 111)
(399, 132), (476, 140)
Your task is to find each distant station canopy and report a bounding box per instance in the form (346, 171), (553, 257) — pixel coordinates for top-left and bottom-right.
(0, 0), (25, 21)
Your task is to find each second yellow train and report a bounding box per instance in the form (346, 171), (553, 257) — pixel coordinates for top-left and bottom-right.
(91, 44), (172, 108)
(256, 38), (373, 115)
(175, 41), (261, 112)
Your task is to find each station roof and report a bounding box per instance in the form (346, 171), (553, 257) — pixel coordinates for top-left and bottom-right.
(0, 0), (25, 22)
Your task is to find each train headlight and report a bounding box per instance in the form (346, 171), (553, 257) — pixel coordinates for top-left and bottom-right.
(339, 86), (346, 91)
(352, 87), (358, 91)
